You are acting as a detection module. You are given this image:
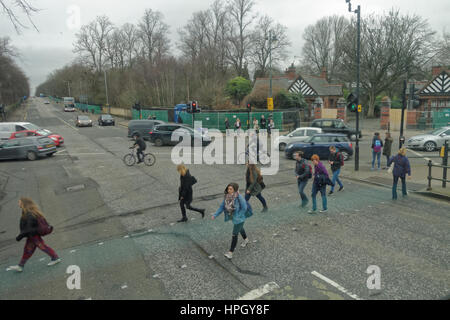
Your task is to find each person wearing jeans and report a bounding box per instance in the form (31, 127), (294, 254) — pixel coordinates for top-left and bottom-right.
(328, 146), (344, 195)
(371, 132), (383, 170)
(388, 148), (411, 200)
(245, 163), (268, 212)
(308, 155), (330, 214)
(294, 151), (311, 208)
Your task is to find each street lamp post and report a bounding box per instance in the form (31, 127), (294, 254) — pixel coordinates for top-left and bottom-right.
(267, 30), (277, 106)
(345, 0), (361, 171)
(104, 69), (110, 114)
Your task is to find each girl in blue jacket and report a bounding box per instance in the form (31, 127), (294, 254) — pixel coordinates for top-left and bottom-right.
(212, 183), (251, 259)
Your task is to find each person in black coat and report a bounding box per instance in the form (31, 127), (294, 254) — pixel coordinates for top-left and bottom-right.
(177, 164), (205, 222)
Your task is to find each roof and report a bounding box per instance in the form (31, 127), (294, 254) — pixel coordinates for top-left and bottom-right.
(418, 70), (450, 96)
(289, 75), (343, 96)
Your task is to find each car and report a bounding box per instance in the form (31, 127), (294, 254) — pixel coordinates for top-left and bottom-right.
(9, 129), (64, 147)
(98, 114), (115, 126)
(127, 120), (165, 141)
(0, 122), (42, 140)
(285, 134), (353, 161)
(150, 124), (211, 146)
(274, 127), (322, 151)
(311, 118), (362, 141)
(76, 115), (93, 127)
(406, 126), (450, 152)
(44, 100), (50, 104)
(0, 136), (56, 161)
(64, 105), (76, 112)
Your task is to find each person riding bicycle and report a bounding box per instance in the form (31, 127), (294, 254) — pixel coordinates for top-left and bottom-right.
(132, 133), (146, 163)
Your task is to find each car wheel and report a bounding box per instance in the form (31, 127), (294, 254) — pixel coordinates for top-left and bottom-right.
(341, 151), (349, 161)
(47, 153), (55, 157)
(279, 143), (286, 151)
(424, 141), (436, 152)
(27, 151), (37, 161)
(155, 138), (163, 147)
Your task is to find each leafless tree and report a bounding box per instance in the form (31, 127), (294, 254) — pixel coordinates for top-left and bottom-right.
(74, 23), (99, 70)
(137, 9), (170, 64)
(250, 15), (291, 78)
(121, 23), (138, 67)
(0, 0), (39, 33)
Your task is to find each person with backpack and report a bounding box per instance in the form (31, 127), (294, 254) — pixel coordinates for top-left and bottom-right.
(387, 148), (411, 200)
(7, 197), (61, 272)
(177, 164), (205, 222)
(294, 151), (312, 208)
(245, 163), (268, 212)
(328, 146), (344, 195)
(212, 183), (252, 260)
(308, 155), (332, 214)
(371, 132), (384, 170)
(383, 132), (394, 169)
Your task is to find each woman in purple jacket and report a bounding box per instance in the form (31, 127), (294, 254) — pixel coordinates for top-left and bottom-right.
(387, 148), (411, 200)
(308, 154), (330, 214)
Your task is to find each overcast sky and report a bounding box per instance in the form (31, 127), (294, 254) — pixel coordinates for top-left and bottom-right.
(2, 0), (449, 94)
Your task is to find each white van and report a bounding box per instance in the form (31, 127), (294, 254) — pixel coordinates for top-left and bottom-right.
(0, 122), (42, 140)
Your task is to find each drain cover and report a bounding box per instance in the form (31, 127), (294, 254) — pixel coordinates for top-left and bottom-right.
(66, 184), (85, 192)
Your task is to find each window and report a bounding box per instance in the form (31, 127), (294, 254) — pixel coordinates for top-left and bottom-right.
(334, 121), (345, 129)
(4, 140), (19, 148)
(443, 129), (450, 136)
(15, 125), (27, 131)
(312, 121), (321, 127)
(306, 129), (319, 136)
(322, 121), (333, 128)
(0, 125), (12, 132)
(312, 136), (328, 143)
(292, 129), (305, 137)
(14, 133), (27, 138)
(19, 139), (34, 146)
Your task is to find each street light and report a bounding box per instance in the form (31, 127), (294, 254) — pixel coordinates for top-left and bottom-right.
(104, 69), (110, 114)
(266, 30), (277, 107)
(345, 0), (361, 171)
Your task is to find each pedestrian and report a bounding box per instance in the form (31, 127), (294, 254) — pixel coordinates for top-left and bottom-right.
(382, 132), (393, 169)
(235, 118), (242, 136)
(387, 148), (411, 200)
(224, 117), (230, 136)
(267, 119), (275, 137)
(308, 155), (331, 214)
(7, 197), (61, 272)
(260, 115), (267, 130)
(295, 151), (312, 208)
(212, 183), (251, 259)
(245, 163), (268, 212)
(253, 117), (259, 133)
(328, 146), (344, 195)
(371, 132), (383, 170)
(177, 164), (205, 222)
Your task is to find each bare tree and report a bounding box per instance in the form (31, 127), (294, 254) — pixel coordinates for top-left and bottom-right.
(0, 0), (39, 33)
(301, 15), (349, 81)
(339, 9), (436, 117)
(121, 23), (138, 67)
(74, 23), (98, 70)
(137, 9), (170, 64)
(227, 0), (256, 77)
(91, 16), (114, 72)
(250, 15), (291, 78)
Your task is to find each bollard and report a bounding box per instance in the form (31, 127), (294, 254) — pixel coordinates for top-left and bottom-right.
(427, 160), (433, 191)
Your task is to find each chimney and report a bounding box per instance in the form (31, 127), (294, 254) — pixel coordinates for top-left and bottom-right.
(285, 63), (296, 80)
(320, 67), (327, 80)
(432, 66), (443, 77)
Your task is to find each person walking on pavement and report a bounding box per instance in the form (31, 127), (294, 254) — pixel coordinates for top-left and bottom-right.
(212, 183), (251, 260)
(260, 115), (267, 131)
(308, 155), (331, 214)
(235, 118), (242, 136)
(245, 163), (268, 212)
(267, 119), (275, 137)
(295, 151), (312, 208)
(328, 146), (344, 195)
(387, 148), (411, 200)
(224, 117), (230, 136)
(177, 164), (205, 222)
(383, 132), (394, 169)
(253, 117), (259, 133)
(7, 197), (61, 272)
(132, 133), (146, 163)
(371, 132), (383, 170)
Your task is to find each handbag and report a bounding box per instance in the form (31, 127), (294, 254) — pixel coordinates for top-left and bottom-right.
(388, 162), (394, 174)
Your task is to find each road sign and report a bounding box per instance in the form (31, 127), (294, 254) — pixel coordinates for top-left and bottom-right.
(267, 98), (274, 111)
(358, 105), (362, 113)
(441, 146), (445, 158)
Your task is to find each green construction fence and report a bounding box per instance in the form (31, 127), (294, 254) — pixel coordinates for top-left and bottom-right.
(432, 109), (450, 129)
(132, 109), (169, 122)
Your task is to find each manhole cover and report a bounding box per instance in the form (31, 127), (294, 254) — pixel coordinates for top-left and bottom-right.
(66, 184), (85, 192)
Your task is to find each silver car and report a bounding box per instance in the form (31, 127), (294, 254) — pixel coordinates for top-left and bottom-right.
(406, 126), (450, 152)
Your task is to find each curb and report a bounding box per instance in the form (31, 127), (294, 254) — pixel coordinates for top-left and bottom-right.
(414, 191), (450, 202)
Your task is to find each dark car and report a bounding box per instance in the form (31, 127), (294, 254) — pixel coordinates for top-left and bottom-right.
(0, 136), (57, 161)
(127, 120), (165, 141)
(285, 134), (353, 161)
(98, 114), (115, 126)
(311, 119), (362, 141)
(76, 115), (93, 127)
(150, 124), (211, 146)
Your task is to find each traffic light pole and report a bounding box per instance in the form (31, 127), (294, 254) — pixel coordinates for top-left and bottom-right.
(355, 5), (361, 171)
(399, 79), (407, 148)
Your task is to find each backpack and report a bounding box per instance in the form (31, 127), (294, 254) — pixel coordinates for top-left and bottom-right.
(302, 163), (313, 179)
(374, 139), (382, 152)
(37, 216), (53, 236)
(191, 175), (197, 185)
(338, 152), (344, 167)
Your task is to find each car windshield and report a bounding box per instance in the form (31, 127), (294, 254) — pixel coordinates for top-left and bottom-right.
(78, 116), (90, 120)
(428, 128), (445, 135)
(103, 115), (113, 119)
(23, 123), (40, 131)
(36, 129), (51, 136)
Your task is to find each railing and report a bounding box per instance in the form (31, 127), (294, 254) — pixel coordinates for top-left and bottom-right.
(427, 140), (449, 190)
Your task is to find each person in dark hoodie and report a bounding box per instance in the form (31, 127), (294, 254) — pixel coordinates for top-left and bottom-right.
(328, 146), (344, 195)
(308, 154), (331, 214)
(132, 132), (146, 164)
(7, 197), (61, 272)
(245, 163), (268, 212)
(177, 164), (205, 222)
(294, 151), (311, 208)
(387, 147), (411, 200)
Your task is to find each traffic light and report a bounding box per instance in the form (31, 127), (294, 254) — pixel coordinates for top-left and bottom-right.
(409, 84), (420, 108)
(347, 92), (358, 112)
(247, 103), (251, 111)
(192, 101), (198, 113)
(132, 102), (141, 110)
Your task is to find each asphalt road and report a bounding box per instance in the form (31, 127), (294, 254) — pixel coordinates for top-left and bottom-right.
(0, 98), (448, 300)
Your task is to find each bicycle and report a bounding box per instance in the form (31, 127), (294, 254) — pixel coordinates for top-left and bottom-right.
(237, 149), (270, 165)
(123, 147), (156, 167)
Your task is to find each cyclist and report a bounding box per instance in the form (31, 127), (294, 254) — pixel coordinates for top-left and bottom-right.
(132, 133), (146, 163)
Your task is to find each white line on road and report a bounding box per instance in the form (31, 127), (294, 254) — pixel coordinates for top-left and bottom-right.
(311, 271), (363, 300)
(53, 114), (79, 131)
(237, 282), (280, 300)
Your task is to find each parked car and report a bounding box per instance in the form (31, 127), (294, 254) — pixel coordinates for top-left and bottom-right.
(0, 122), (42, 140)
(150, 124), (211, 146)
(406, 126), (450, 152)
(311, 118), (362, 141)
(44, 100), (50, 104)
(127, 120), (165, 141)
(98, 114), (115, 126)
(0, 136), (56, 161)
(274, 127), (322, 151)
(76, 115), (93, 127)
(9, 129), (64, 147)
(285, 134), (353, 161)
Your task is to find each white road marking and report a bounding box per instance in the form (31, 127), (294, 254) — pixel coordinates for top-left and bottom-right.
(53, 114), (79, 131)
(121, 285), (128, 289)
(54, 152), (106, 157)
(311, 271), (363, 300)
(237, 282), (280, 300)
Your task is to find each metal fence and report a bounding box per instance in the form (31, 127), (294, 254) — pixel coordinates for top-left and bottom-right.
(406, 110), (450, 130)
